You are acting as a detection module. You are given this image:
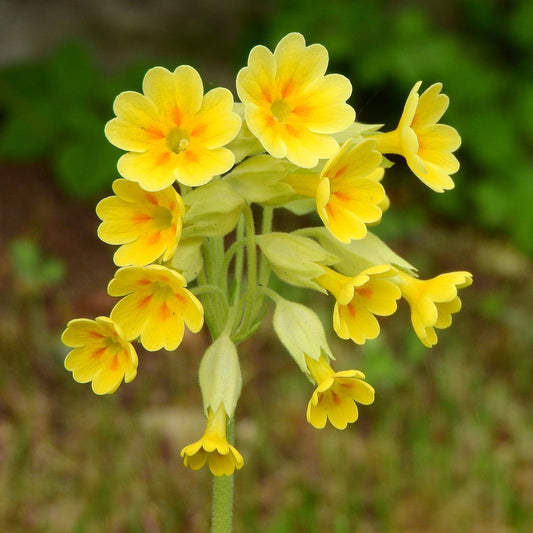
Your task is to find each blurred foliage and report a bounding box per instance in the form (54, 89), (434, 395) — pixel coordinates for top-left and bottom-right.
(1, 1), (532, 248)
(0, 42), (156, 199)
(9, 238), (65, 294)
(256, 0), (533, 251)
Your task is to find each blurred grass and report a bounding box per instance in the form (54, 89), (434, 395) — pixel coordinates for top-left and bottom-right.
(1, 225), (533, 532)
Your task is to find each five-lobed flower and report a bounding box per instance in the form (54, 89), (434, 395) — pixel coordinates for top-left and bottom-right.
(305, 354), (375, 429)
(236, 32), (355, 168)
(395, 269), (473, 347)
(96, 179), (184, 267)
(315, 264), (402, 344)
(105, 65), (242, 191)
(371, 81), (461, 192)
(62, 316), (138, 395)
(108, 264), (204, 352)
(181, 404), (244, 476)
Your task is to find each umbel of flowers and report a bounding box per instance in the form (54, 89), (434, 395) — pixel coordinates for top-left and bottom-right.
(62, 33), (472, 477)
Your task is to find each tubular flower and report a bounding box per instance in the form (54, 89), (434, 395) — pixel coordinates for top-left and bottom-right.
(96, 179), (184, 267)
(62, 316), (138, 395)
(316, 139), (385, 242)
(108, 265), (204, 352)
(236, 32), (355, 168)
(316, 265), (401, 344)
(181, 404), (244, 476)
(305, 354), (375, 429)
(395, 270), (473, 347)
(371, 82), (461, 192)
(105, 65), (242, 190)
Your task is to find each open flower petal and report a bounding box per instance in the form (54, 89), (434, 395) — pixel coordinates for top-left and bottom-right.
(316, 139), (385, 242)
(396, 270), (473, 347)
(97, 179), (184, 266)
(305, 355), (375, 429)
(316, 265), (401, 344)
(62, 317), (138, 394)
(106, 65), (241, 190)
(237, 32), (354, 168)
(372, 81), (460, 192)
(108, 265), (204, 351)
(181, 405), (244, 476)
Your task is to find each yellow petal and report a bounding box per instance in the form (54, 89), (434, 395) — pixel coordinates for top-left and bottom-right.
(173, 146), (234, 187)
(236, 45), (277, 104)
(91, 356), (126, 395)
(62, 318), (103, 347)
(298, 74), (355, 133)
(327, 395), (358, 429)
(412, 83), (449, 129)
(143, 65), (203, 118)
(398, 81), (422, 130)
(117, 149), (177, 191)
(244, 105), (288, 158)
(345, 378), (375, 405)
(110, 293), (148, 341)
(274, 33), (329, 91)
(193, 87), (241, 149)
(419, 124), (461, 153)
(140, 300), (185, 351)
(282, 126), (339, 168)
(106, 91), (163, 151)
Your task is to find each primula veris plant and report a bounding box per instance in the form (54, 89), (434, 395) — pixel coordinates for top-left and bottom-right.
(62, 32), (472, 530)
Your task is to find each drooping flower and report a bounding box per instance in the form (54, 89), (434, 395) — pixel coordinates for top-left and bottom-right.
(96, 179), (184, 267)
(371, 82), (461, 192)
(181, 404), (244, 476)
(236, 32), (355, 168)
(305, 354), (375, 429)
(395, 270), (472, 347)
(105, 65), (242, 190)
(62, 316), (138, 394)
(282, 139), (385, 242)
(316, 139), (385, 242)
(108, 265), (204, 351)
(315, 264), (401, 344)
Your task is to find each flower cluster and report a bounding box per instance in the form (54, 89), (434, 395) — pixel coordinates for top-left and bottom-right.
(63, 32), (471, 477)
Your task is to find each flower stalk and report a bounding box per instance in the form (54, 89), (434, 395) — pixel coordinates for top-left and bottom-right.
(61, 31), (473, 533)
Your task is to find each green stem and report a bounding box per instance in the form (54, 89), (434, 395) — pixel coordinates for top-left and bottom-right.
(232, 216), (245, 306)
(211, 418), (235, 533)
(221, 237), (247, 294)
(258, 206), (273, 288)
(201, 238), (228, 339)
(236, 203), (258, 337)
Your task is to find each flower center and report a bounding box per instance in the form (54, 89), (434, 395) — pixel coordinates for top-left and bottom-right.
(166, 127), (190, 154)
(270, 99), (292, 123)
(152, 206), (173, 230)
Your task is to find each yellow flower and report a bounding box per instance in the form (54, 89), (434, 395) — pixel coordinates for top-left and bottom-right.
(181, 404), (244, 476)
(315, 264), (401, 344)
(108, 265), (204, 351)
(236, 32), (355, 168)
(62, 316), (138, 394)
(316, 139), (385, 242)
(305, 354), (375, 429)
(105, 65), (242, 190)
(395, 270), (472, 347)
(371, 82), (461, 192)
(96, 179), (184, 267)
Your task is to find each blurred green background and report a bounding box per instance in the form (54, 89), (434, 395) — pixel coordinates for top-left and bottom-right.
(1, 0), (532, 531)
